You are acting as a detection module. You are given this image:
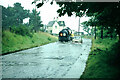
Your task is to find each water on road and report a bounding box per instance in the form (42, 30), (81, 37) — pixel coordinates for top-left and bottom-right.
(1, 38), (91, 78)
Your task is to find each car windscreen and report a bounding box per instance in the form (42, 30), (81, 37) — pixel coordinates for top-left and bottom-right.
(74, 36), (80, 39)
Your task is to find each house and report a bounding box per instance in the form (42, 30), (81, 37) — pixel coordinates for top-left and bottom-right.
(46, 20), (66, 35)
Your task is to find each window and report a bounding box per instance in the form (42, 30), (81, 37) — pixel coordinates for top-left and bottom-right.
(61, 21), (63, 24)
(50, 30), (52, 33)
(55, 26), (57, 29)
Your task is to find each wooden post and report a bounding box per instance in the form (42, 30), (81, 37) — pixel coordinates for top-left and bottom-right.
(95, 26), (96, 39)
(101, 27), (103, 39)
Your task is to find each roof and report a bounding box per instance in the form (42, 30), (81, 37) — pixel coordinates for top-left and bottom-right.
(47, 21), (65, 27)
(47, 21), (55, 27)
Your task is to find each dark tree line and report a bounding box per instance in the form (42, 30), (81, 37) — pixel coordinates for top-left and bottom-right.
(36, 1), (120, 41)
(2, 2), (43, 36)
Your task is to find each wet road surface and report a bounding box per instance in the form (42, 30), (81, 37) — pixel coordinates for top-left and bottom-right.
(1, 38), (91, 78)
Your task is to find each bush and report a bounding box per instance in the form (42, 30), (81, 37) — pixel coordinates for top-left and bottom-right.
(48, 37), (51, 41)
(10, 25), (33, 37)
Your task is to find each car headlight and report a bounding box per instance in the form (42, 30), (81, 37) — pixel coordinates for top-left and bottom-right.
(60, 33), (63, 36)
(63, 33), (66, 36)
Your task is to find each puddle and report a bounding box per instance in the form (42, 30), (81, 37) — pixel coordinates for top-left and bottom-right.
(44, 57), (64, 60)
(2, 61), (41, 66)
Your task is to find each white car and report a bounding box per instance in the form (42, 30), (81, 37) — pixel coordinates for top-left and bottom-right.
(72, 36), (83, 43)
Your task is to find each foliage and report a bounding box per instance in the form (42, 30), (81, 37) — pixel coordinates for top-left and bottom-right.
(96, 27), (117, 39)
(29, 9), (43, 32)
(13, 3), (29, 25)
(2, 3), (29, 29)
(10, 25), (33, 37)
(81, 21), (91, 35)
(2, 2), (43, 33)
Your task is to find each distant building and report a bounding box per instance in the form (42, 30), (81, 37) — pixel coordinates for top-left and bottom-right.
(46, 20), (66, 35)
(74, 32), (84, 36)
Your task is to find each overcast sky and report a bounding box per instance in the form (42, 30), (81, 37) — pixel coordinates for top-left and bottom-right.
(0, 0), (90, 32)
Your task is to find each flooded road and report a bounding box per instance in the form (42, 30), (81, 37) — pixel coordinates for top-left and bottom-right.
(1, 38), (91, 78)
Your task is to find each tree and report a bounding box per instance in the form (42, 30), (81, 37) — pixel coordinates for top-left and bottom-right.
(29, 9), (43, 32)
(2, 6), (9, 30)
(13, 3), (29, 25)
(2, 2), (29, 30)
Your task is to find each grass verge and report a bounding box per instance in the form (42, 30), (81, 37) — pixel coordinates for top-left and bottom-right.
(80, 38), (120, 79)
(2, 30), (58, 55)
(82, 35), (93, 39)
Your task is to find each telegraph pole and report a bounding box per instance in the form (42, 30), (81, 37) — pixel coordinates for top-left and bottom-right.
(78, 17), (80, 35)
